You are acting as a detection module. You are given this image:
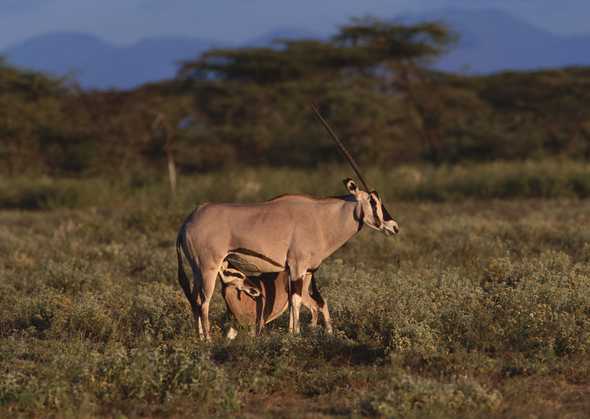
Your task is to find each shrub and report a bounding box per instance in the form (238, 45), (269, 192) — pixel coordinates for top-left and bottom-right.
(361, 372), (502, 417)
(125, 283), (193, 340)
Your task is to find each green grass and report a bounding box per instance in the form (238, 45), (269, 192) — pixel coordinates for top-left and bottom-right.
(2, 159), (590, 211)
(1, 180), (590, 417)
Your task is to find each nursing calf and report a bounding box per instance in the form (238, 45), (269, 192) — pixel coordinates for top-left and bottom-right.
(220, 265), (332, 338)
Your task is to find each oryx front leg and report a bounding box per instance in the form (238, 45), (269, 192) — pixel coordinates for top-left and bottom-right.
(290, 281), (303, 335)
(288, 264), (310, 335)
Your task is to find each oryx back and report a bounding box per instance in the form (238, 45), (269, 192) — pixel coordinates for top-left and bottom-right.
(183, 196), (343, 275)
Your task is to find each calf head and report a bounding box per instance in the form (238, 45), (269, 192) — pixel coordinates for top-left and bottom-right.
(221, 267), (261, 299)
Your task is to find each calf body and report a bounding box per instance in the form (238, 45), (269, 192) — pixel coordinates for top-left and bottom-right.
(221, 270), (332, 337)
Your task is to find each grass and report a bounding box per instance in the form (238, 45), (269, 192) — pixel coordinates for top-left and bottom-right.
(1, 168), (590, 417)
(2, 159), (590, 210)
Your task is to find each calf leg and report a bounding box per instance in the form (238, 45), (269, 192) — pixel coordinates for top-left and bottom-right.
(300, 272), (319, 328)
(307, 303), (319, 328)
(255, 293), (266, 336)
(309, 274), (333, 334)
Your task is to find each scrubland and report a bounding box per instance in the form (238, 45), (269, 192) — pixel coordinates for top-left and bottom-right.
(1, 164), (590, 418)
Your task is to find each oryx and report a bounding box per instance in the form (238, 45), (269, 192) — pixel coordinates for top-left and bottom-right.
(176, 107), (399, 340)
(220, 267), (332, 338)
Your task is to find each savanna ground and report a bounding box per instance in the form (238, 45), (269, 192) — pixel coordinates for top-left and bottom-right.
(1, 163), (590, 418)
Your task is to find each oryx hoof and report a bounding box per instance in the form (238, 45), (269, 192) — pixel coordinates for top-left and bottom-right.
(226, 327), (238, 340)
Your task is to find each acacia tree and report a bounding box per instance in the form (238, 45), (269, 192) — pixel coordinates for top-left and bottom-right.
(333, 18), (456, 163)
(177, 18), (454, 167)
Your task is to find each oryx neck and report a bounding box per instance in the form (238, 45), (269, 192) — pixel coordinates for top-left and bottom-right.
(314, 197), (363, 259)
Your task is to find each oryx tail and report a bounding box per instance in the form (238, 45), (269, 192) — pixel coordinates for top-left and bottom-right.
(176, 232), (193, 305)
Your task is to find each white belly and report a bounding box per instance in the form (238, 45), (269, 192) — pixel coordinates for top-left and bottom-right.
(226, 251), (285, 276)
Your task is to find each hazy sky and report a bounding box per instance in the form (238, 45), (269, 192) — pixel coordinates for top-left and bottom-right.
(1, 0), (588, 49)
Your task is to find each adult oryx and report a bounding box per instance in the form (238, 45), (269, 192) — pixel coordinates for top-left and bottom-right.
(176, 179), (399, 340)
(176, 107), (399, 340)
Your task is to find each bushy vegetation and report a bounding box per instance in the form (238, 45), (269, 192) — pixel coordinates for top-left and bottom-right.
(3, 160), (590, 211)
(1, 173), (589, 417)
(2, 19), (590, 177)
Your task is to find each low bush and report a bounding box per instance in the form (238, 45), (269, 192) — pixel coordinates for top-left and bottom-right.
(1, 197), (590, 417)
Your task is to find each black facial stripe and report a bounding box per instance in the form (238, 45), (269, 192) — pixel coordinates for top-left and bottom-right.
(369, 197), (381, 225)
(355, 205), (364, 231)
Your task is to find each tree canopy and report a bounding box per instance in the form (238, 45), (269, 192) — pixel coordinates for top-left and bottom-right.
(1, 18), (589, 177)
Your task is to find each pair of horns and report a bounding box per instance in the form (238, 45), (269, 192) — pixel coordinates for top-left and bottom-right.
(311, 104), (371, 192)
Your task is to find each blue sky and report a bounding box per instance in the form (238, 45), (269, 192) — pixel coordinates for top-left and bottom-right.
(0, 0), (588, 49)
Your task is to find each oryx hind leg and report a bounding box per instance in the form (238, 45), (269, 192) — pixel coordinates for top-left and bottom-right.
(188, 262), (205, 339)
(199, 267), (218, 341)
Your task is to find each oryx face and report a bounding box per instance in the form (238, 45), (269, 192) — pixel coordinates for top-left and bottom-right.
(344, 178), (399, 236)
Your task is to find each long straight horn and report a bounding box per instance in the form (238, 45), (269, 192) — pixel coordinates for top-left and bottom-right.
(311, 103), (371, 191)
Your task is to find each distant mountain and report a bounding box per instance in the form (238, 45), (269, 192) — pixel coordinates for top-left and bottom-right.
(401, 8), (590, 73)
(3, 32), (217, 89)
(2, 9), (589, 89)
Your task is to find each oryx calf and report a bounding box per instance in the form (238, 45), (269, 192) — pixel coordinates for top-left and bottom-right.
(220, 268), (332, 338)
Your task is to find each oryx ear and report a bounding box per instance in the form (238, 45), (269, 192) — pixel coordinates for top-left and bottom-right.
(343, 178), (359, 195)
